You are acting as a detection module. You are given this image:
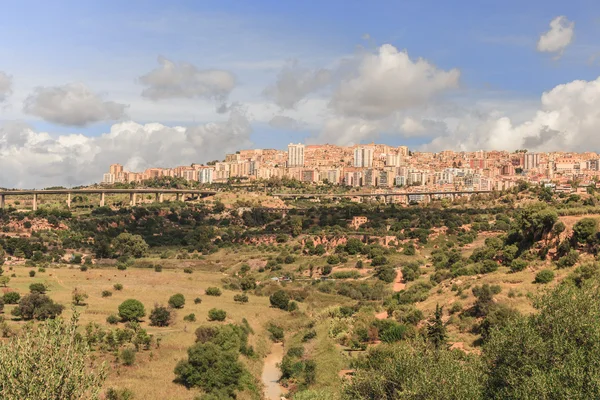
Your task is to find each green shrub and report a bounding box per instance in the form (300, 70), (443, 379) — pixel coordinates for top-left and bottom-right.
(113, 283), (123, 291)
(29, 283), (47, 294)
(269, 290), (290, 310)
(118, 299), (145, 322)
(184, 313), (196, 322)
(233, 294), (249, 303)
(3, 291), (20, 304)
(535, 269), (555, 284)
(183, 267), (193, 274)
(106, 314), (119, 325)
(102, 290), (112, 298)
(11, 293), (64, 321)
(267, 324), (284, 342)
(79, 265), (88, 272)
(154, 265), (162, 272)
(205, 287), (222, 296)
(105, 388), (134, 400)
(207, 308), (226, 321)
(510, 259), (528, 273)
(194, 297), (202, 304)
(168, 293), (185, 309)
(29, 270), (36, 278)
(149, 305), (172, 327)
(120, 348), (136, 366)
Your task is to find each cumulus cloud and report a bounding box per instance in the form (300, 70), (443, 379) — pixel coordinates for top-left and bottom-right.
(263, 60), (332, 109)
(316, 116), (382, 145)
(0, 71), (12, 103)
(23, 83), (128, 126)
(140, 56), (236, 101)
(0, 110), (251, 188)
(330, 44), (460, 119)
(423, 75), (600, 152)
(268, 115), (304, 130)
(537, 16), (574, 57)
(400, 117), (425, 134)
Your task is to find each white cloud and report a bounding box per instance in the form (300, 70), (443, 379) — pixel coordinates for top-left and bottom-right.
(0, 71), (12, 103)
(23, 83), (128, 126)
(316, 116), (382, 146)
(537, 16), (574, 57)
(400, 117), (425, 134)
(422, 75), (600, 152)
(139, 56), (236, 101)
(330, 44), (460, 119)
(263, 60), (332, 109)
(0, 110), (251, 188)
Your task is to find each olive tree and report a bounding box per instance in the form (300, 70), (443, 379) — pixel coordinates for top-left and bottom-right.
(0, 313), (107, 399)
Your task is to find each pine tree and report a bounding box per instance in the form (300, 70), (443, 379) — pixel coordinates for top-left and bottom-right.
(427, 304), (447, 350)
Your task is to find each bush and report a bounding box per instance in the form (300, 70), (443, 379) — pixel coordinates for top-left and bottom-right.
(120, 348), (136, 366)
(510, 259), (528, 273)
(267, 324), (284, 342)
(233, 294), (249, 303)
(195, 326), (219, 343)
(118, 299), (145, 322)
(101, 290), (112, 298)
(184, 313), (196, 322)
(168, 293), (186, 309)
(71, 288), (88, 305)
(327, 255), (341, 265)
(154, 265), (163, 272)
(11, 293), (64, 320)
(194, 297), (202, 304)
(183, 268), (193, 274)
(105, 388), (135, 400)
(38, 267), (46, 273)
(207, 308), (226, 321)
(375, 266), (396, 283)
(106, 314), (119, 324)
(269, 290), (290, 310)
(29, 283), (47, 294)
(3, 291), (20, 304)
(0, 314), (107, 399)
(113, 283), (124, 291)
(557, 250), (579, 269)
(148, 304), (171, 326)
(205, 287), (222, 296)
(302, 330), (317, 342)
(535, 269), (555, 284)
(29, 270), (36, 278)
(79, 265), (88, 272)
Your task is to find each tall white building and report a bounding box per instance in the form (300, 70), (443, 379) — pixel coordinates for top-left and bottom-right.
(287, 143), (305, 167)
(354, 146), (374, 168)
(199, 168), (214, 184)
(524, 153), (540, 170)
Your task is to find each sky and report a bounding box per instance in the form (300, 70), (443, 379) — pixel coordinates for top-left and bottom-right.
(1, 0), (600, 188)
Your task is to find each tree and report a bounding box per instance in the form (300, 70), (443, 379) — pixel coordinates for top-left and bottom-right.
(3, 292), (20, 304)
(572, 218), (598, 248)
(484, 279), (600, 399)
(427, 304), (447, 350)
(118, 299), (145, 322)
(149, 305), (172, 327)
(168, 293), (185, 309)
(11, 293), (64, 321)
(71, 288), (88, 306)
(208, 308), (227, 321)
(29, 283), (47, 294)
(111, 233), (149, 258)
(0, 313), (107, 399)
(174, 342), (244, 396)
(0, 276), (9, 287)
(233, 294), (248, 303)
(205, 287), (222, 296)
(290, 216), (303, 237)
(269, 290), (290, 310)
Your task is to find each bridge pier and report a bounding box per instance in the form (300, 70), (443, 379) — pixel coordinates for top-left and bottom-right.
(176, 193), (181, 202)
(66, 193), (71, 208)
(100, 192), (105, 207)
(33, 193), (38, 211)
(0, 194), (4, 209)
(130, 193), (136, 207)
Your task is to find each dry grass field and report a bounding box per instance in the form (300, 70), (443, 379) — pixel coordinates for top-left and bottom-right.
(2, 263), (293, 399)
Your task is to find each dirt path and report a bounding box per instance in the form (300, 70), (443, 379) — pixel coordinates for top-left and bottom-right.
(262, 342), (287, 400)
(393, 269), (405, 292)
(375, 311), (388, 320)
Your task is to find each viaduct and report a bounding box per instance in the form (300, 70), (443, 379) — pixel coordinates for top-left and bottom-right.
(0, 189), (217, 210)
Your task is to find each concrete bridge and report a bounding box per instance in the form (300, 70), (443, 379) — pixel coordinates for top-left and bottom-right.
(0, 189), (217, 210)
(272, 190), (493, 203)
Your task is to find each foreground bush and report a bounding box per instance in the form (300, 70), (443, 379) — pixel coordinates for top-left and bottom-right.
(0, 313), (107, 399)
(208, 308), (227, 321)
(149, 305), (172, 327)
(11, 293), (64, 321)
(118, 299), (145, 322)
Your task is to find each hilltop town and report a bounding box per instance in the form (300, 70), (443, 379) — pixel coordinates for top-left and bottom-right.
(102, 144), (600, 194)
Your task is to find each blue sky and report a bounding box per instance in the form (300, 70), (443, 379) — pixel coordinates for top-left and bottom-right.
(1, 1), (600, 187)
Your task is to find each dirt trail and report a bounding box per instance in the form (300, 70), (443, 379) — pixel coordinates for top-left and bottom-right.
(393, 269), (405, 292)
(262, 342), (287, 400)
